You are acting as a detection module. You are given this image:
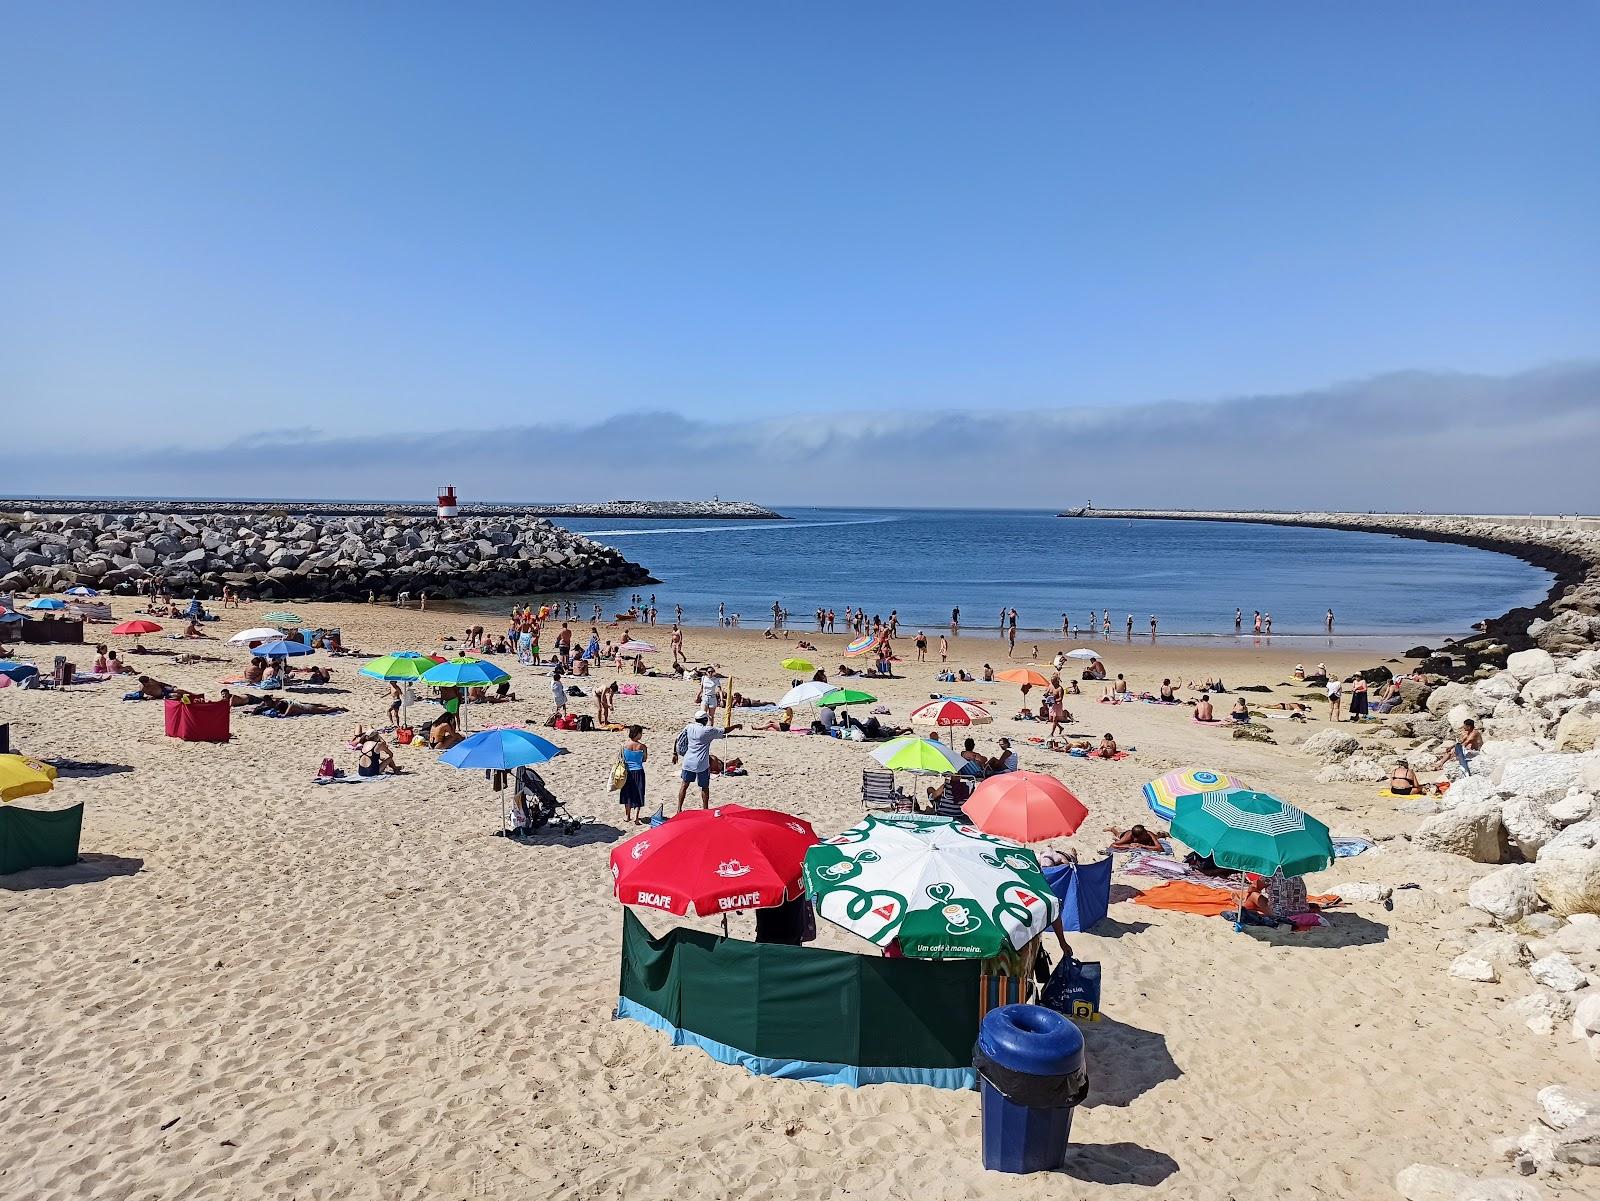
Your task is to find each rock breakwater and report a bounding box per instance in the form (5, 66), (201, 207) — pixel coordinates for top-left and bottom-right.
(0, 511), (656, 601)
(1, 497), (784, 521)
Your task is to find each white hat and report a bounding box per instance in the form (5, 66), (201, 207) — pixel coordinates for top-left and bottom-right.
(694, 710), (709, 722)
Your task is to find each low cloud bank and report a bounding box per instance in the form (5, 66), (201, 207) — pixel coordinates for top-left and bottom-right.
(11, 363), (1599, 512)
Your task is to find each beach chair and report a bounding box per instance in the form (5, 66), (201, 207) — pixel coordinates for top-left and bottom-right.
(861, 770), (907, 811)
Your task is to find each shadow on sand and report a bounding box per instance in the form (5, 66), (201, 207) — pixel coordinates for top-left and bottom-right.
(0, 853), (145, 891)
(1080, 1014), (1181, 1108)
(1061, 1141), (1180, 1187)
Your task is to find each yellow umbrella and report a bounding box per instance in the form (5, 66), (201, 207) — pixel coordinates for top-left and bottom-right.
(0, 754), (57, 802)
(780, 657), (816, 673)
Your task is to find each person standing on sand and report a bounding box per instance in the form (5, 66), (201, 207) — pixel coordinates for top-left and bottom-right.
(618, 725), (648, 824)
(1006, 624), (1017, 657)
(673, 710), (735, 812)
(1326, 676), (1342, 722)
(939, 634), (948, 662)
(914, 631), (927, 661)
(550, 665), (567, 717)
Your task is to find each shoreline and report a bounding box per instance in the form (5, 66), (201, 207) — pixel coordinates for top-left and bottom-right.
(1075, 509), (1600, 675)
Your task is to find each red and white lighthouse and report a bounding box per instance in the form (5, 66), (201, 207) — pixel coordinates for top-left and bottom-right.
(436, 485), (459, 519)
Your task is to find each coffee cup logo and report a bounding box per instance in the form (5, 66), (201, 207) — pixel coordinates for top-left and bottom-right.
(942, 903), (979, 933)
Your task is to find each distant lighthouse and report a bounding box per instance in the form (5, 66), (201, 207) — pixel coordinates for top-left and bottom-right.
(437, 485), (459, 519)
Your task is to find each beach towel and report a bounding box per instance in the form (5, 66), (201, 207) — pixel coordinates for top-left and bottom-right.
(1129, 879), (1237, 916)
(1121, 853), (1204, 881)
(1192, 717), (1221, 725)
(1332, 836), (1373, 858)
(312, 774), (388, 786)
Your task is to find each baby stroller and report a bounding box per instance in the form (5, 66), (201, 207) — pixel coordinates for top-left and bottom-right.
(508, 766), (585, 837)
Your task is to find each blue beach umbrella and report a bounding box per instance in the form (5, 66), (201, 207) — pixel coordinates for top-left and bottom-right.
(253, 639), (315, 659)
(65, 586), (99, 597)
(0, 660), (40, 682)
(24, 598), (65, 611)
(440, 727), (564, 771)
(0, 609), (23, 625)
(440, 728), (564, 832)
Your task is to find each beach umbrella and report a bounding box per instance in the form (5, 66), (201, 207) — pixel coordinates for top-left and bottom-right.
(0, 660), (41, 684)
(0, 609), (22, 624)
(780, 657), (816, 673)
(262, 611), (302, 624)
(962, 771), (1088, 843)
(818, 687), (876, 707)
(253, 639), (314, 659)
(611, 804), (820, 917)
(908, 698), (992, 731)
(871, 736), (963, 774)
(803, 814), (1058, 958)
(228, 627), (284, 645)
(439, 728), (564, 833)
(994, 668), (1051, 689)
(1169, 789), (1333, 878)
(1064, 649), (1101, 661)
(1142, 768), (1250, 822)
(845, 633), (876, 657)
(112, 620), (163, 636)
(24, 598), (66, 611)
(64, 586), (98, 597)
(617, 640), (658, 655)
(421, 656), (511, 732)
(0, 754), (57, 802)
(359, 651), (443, 727)
(778, 680), (834, 708)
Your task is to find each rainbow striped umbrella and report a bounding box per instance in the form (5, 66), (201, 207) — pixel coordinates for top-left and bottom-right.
(845, 633), (876, 657)
(1142, 768), (1249, 821)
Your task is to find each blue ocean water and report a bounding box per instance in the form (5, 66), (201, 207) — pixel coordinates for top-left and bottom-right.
(457, 509), (1552, 645)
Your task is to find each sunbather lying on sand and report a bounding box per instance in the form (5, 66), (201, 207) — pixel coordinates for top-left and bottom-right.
(247, 697), (347, 717)
(1105, 824), (1166, 852)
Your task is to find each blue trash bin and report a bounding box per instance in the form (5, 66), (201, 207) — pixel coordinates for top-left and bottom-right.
(974, 1003), (1089, 1173)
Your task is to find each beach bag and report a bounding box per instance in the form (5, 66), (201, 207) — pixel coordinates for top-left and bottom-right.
(1040, 957), (1103, 1022)
(610, 758), (627, 792)
(318, 757), (337, 779)
(619, 684), (639, 695)
(396, 726), (414, 745)
(577, 714), (595, 732)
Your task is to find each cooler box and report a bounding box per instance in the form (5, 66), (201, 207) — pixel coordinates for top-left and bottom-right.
(164, 698), (231, 742)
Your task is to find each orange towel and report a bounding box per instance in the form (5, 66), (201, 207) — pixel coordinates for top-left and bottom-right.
(1129, 880), (1238, 915)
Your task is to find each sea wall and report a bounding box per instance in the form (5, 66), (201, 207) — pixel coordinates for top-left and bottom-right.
(1079, 509), (1600, 676)
(0, 498), (784, 521)
(0, 511), (656, 601)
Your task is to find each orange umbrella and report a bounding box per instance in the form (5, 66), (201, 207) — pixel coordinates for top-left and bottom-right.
(962, 771), (1088, 842)
(994, 667), (1051, 688)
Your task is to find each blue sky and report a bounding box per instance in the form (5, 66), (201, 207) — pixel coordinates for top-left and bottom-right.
(4, 3), (1597, 506)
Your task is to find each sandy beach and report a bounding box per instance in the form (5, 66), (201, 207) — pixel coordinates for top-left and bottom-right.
(2, 597), (1593, 1201)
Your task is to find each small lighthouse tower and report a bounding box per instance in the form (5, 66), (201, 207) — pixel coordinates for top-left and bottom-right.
(436, 485), (459, 520)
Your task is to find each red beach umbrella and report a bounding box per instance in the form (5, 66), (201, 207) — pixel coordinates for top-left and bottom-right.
(909, 698), (993, 730)
(962, 771), (1088, 843)
(112, 620), (163, 636)
(610, 805), (820, 917)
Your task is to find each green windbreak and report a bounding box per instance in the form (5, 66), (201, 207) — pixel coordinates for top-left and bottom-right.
(0, 803), (83, 875)
(618, 910), (980, 1071)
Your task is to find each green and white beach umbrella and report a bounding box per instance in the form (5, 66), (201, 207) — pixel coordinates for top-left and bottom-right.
(802, 814), (1059, 959)
(1169, 789), (1333, 878)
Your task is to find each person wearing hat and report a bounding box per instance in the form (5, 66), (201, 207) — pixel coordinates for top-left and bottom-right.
(671, 709), (741, 813)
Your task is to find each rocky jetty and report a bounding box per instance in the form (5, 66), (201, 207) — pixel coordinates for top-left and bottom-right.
(0, 497), (784, 521)
(1080, 509), (1600, 678)
(0, 511), (656, 601)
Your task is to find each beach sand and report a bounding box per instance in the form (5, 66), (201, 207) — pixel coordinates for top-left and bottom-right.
(2, 601), (1591, 1200)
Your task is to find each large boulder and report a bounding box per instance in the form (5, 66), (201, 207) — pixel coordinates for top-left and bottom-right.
(1499, 755), (1585, 805)
(1475, 674), (1523, 704)
(1533, 844), (1600, 918)
(1528, 952), (1590, 992)
(1507, 648), (1559, 682)
(1538, 1084), (1600, 1129)
(1523, 674), (1594, 707)
(1301, 729), (1360, 760)
(1556, 711), (1600, 753)
(1427, 682), (1479, 717)
(1549, 792), (1595, 826)
(1415, 799), (1509, 863)
(1469, 864), (1542, 922)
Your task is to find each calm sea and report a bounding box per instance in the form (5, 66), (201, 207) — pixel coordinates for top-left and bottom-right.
(452, 509), (1552, 648)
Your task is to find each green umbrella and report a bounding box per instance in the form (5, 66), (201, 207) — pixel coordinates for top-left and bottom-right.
(263, 611), (302, 625)
(802, 814), (1058, 959)
(818, 688), (876, 707)
(1170, 789), (1333, 878)
(871, 736), (962, 774)
(358, 652), (440, 728)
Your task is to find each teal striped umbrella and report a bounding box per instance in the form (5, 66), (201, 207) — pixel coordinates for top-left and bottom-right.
(1169, 790), (1333, 878)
